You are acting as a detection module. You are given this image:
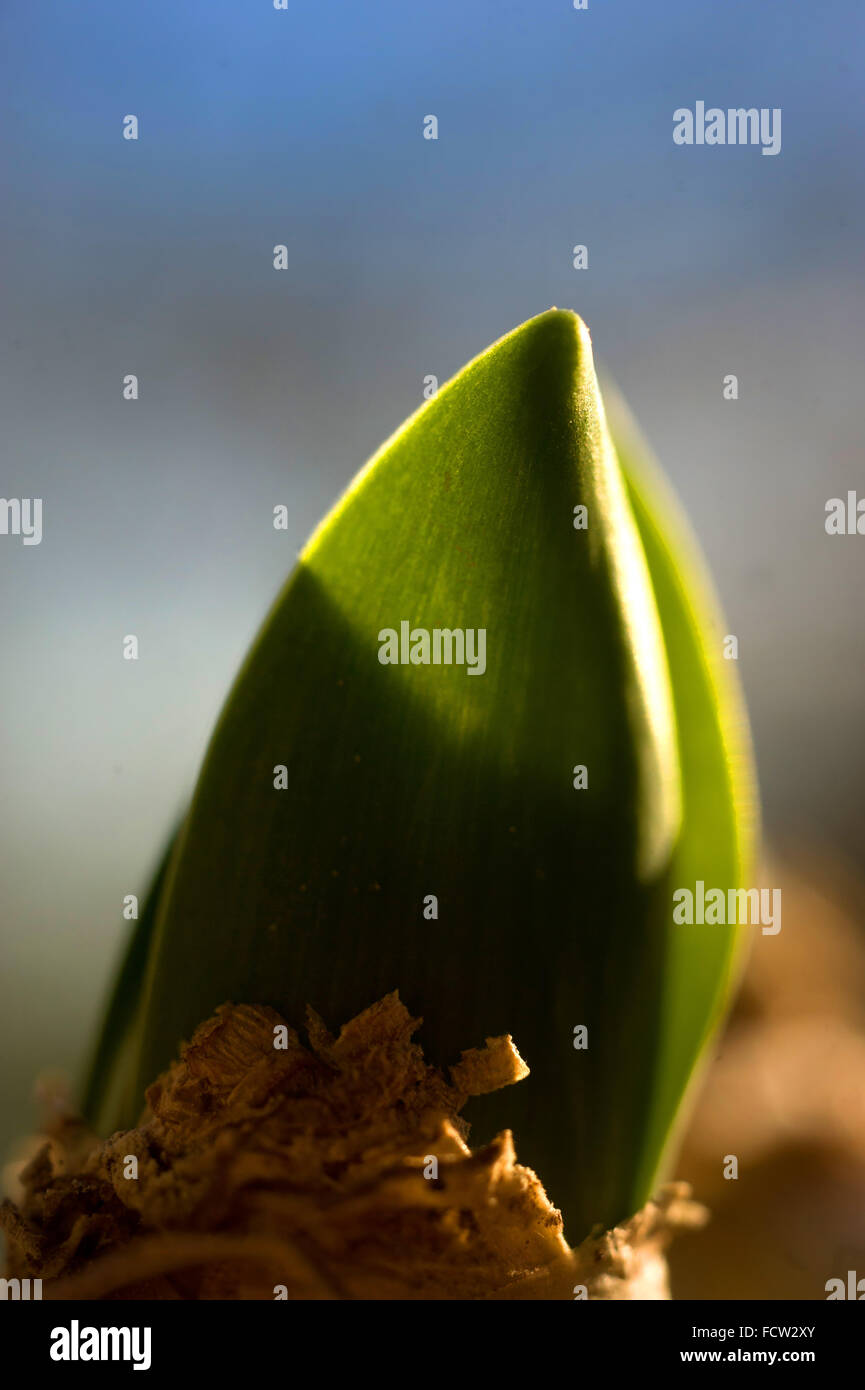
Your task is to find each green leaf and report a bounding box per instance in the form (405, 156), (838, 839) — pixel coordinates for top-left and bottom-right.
(88, 310), (755, 1239)
(82, 827), (181, 1133)
(603, 380), (758, 1200)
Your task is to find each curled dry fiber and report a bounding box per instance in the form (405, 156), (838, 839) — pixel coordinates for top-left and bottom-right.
(1, 994), (704, 1299)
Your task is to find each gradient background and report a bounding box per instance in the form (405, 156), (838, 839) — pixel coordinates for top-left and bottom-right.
(1, 0), (864, 1283)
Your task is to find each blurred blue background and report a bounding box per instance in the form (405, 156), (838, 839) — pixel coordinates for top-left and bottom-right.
(1, 0), (864, 1161)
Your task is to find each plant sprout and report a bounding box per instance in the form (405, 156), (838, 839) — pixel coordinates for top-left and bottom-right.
(84, 309), (756, 1242)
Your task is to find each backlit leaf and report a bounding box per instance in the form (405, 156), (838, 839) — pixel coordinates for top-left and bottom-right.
(87, 311), (755, 1239)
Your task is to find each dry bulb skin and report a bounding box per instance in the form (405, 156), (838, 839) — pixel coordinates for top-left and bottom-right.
(1, 994), (705, 1299)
